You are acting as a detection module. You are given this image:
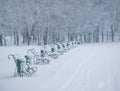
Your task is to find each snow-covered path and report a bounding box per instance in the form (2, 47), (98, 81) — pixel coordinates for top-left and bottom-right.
(0, 43), (120, 91)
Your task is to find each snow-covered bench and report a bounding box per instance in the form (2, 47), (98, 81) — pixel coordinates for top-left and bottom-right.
(8, 54), (37, 77)
(27, 48), (50, 64)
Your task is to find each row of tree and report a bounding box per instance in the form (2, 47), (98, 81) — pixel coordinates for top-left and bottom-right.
(0, 0), (120, 46)
(0, 26), (118, 46)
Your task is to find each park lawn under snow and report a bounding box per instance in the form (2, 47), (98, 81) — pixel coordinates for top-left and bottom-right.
(0, 43), (120, 91)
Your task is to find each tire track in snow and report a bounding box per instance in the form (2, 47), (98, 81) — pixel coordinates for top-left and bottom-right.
(58, 62), (82, 91)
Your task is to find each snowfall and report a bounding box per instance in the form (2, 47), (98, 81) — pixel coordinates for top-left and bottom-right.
(0, 43), (120, 91)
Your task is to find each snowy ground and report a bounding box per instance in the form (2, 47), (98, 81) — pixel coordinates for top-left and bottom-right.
(0, 43), (120, 91)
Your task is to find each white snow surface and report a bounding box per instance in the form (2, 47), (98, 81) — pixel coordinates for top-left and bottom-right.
(0, 43), (120, 91)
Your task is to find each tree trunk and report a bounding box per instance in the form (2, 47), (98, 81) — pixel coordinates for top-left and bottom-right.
(111, 25), (115, 42)
(101, 31), (104, 42)
(0, 35), (3, 46)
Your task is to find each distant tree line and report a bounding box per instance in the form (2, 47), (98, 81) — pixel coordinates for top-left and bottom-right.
(0, 0), (120, 46)
(0, 25), (119, 46)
